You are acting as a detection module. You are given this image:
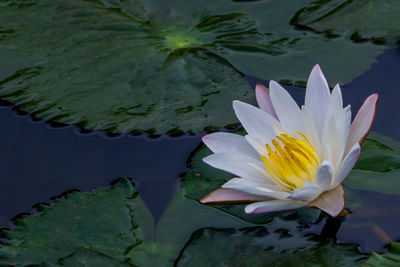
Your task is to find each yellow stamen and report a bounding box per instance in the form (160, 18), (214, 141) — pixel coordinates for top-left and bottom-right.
(260, 132), (320, 191)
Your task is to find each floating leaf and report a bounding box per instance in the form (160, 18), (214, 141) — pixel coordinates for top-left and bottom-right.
(176, 227), (366, 266)
(364, 242), (400, 267)
(0, 178), (252, 265)
(0, 178), (141, 265)
(0, 0), (382, 133)
(291, 0), (400, 45)
(345, 132), (400, 196)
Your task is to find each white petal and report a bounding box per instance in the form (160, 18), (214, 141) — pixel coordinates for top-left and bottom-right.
(308, 185), (344, 217)
(332, 143), (361, 187)
(269, 80), (303, 132)
(233, 100), (278, 143)
(245, 200), (305, 214)
(245, 135), (268, 156)
(301, 105), (321, 156)
(330, 84), (343, 110)
(316, 161), (334, 190)
(222, 178), (289, 199)
(200, 188), (271, 204)
(255, 83), (278, 119)
(288, 183), (322, 202)
(345, 94), (378, 154)
(202, 132), (259, 160)
(305, 64), (331, 134)
(203, 153), (270, 183)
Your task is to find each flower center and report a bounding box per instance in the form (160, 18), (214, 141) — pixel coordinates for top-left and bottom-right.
(260, 132), (320, 191)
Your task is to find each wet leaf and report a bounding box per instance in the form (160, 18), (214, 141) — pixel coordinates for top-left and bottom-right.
(0, 178), (251, 265)
(364, 242), (400, 267)
(0, 0), (382, 133)
(345, 132), (400, 196)
(291, 0), (400, 45)
(0, 178), (141, 265)
(176, 226), (366, 267)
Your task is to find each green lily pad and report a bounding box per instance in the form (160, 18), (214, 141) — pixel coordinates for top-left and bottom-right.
(0, 0), (382, 133)
(176, 227), (366, 267)
(291, 0), (400, 45)
(0, 178), (255, 265)
(0, 178), (142, 265)
(1, 176), (360, 265)
(364, 242), (400, 267)
(344, 132), (400, 196)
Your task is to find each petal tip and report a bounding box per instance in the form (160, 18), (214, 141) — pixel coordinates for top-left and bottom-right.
(312, 64), (322, 73)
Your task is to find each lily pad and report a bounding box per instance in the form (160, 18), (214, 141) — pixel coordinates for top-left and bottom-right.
(344, 132), (400, 196)
(0, 175), (361, 265)
(291, 0), (400, 45)
(0, 178), (142, 265)
(0, 0), (382, 133)
(364, 242), (400, 267)
(0, 178), (253, 265)
(176, 227), (366, 266)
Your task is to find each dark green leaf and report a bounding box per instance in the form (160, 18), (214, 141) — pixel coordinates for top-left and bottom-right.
(176, 226), (366, 267)
(345, 132), (400, 196)
(0, 0), (382, 133)
(0, 178), (251, 266)
(0, 178), (141, 265)
(364, 242), (400, 267)
(291, 0), (400, 45)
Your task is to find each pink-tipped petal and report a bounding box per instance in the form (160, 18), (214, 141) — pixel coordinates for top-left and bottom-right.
(305, 64), (331, 133)
(255, 83), (278, 119)
(333, 143), (361, 188)
(346, 94), (378, 154)
(245, 200), (305, 214)
(200, 188), (270, 204)
(202, 132), (259, 160)
(308, 185), (344, 217)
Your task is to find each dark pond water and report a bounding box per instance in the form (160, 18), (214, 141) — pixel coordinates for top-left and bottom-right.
(0, 107), (201, 227)
(0, 48), (399, 254)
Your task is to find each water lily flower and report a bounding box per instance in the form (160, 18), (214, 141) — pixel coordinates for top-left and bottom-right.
(200, 65), (378, 217)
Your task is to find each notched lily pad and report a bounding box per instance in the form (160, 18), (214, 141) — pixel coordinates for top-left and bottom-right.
(291, 0), (400, 45)
(0, 178), (141, 265)
(0, 0), (382, 133)
(0, 178), (251, 266)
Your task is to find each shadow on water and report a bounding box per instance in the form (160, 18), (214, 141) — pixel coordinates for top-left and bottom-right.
(0, 48), (399, 253)
(0, 104), (201, 227)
